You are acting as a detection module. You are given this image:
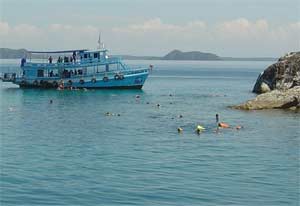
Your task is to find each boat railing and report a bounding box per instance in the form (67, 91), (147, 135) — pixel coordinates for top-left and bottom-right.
(23, 57), (122, 69)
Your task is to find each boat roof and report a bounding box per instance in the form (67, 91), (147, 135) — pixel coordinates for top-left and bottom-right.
(84, 49), (108, 54)
(27, 49), (108, 54)
(27, 49), (88, 54)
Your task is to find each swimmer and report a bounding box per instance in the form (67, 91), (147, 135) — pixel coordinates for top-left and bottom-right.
(235, 125), (243, 130)
(50, 100), (53, 104)
(195, 125), (205, 134)
(177, 127), (183, 133)
(218, 122), (230, 128)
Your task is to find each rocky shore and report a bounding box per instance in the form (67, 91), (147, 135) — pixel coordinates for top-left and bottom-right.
(232, 52), (300, 110)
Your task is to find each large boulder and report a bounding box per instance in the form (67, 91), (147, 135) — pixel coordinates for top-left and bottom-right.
(253, 52), (300, 94)
(232, 86), (300, 110)
(232, 52), (300, 110)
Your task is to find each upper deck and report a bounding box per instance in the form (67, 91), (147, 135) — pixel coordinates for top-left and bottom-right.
(22, 49), (123, 70)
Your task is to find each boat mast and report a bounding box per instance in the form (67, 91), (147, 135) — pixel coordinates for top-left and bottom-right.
(97, 32), (105, 49)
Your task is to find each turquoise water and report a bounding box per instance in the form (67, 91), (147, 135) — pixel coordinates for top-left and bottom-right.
(0, 60), (299, 205)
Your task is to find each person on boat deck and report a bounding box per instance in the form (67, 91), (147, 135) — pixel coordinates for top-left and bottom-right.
(74, 69), (78, 75)
(72, 51), (76, 62)
(49, 70), (53, 77)
(64, 56), (69, 63)
(70, 56), (73, 63)
(63, 69), (70, 78)
(57, 56), (62, 63)
(48, 56), (53, 64)
(21, 57), (26, 67)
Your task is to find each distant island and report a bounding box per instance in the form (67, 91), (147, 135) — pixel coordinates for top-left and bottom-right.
(0, 48), (276, 61)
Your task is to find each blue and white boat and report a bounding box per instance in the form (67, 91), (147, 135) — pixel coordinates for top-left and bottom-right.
(1, 48), (150, 89)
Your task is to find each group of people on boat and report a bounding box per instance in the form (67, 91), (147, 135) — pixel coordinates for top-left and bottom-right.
(48, 70), (58, 77)
(48, 51), (77, 64)
(61, 69), (83, 78)
(47, 69), (84, 78)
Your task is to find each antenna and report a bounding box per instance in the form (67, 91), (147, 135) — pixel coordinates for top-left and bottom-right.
(97, 32), (101, 49)
(97, 32), (105, 49)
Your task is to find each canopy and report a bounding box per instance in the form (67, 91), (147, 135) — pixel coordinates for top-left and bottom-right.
(27, 49), (87, 54)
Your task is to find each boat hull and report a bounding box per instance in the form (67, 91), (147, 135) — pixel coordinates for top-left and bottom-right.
(14, 71), (149, 89)
(19, 84), (144, 89)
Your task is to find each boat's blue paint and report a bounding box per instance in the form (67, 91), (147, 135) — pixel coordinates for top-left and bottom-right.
(1, 49), (150, 89)
(15, 71), (148, 89)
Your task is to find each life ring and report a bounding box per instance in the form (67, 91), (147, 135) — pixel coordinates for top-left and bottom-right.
(33, 80), (38, 85)
(91, 78), (96, 83)
(79, 79), (85, 84)
(20, 80), (26, 85)
(68, 80), (73, 85)
(114, 74), (124, 80)
(52, 81), (58, 87)
(103, 76), (109, 82)
(58, 84), (64, 90)
(43, 81), (49, 87)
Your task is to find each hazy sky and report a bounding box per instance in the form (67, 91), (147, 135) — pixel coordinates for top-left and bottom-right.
(0, 0), (299, 57)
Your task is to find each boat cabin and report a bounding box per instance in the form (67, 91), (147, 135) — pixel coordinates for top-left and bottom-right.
(20, 49), (125, 80)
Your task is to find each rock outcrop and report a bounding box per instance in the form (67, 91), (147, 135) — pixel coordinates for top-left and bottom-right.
(253, 52), (300, 93)
(232, 52), (300, 110)
(232, 86), (300, 110)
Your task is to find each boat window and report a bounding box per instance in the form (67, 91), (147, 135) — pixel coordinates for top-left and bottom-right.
(37, 69), (44, 77)
(84, 54), (88, 58)
(94, 53), (98, 58)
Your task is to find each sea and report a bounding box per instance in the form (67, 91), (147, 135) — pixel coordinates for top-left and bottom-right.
(0, 59), (299, 205)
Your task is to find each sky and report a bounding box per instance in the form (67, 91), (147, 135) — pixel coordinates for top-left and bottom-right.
(0, 0), (299, 57)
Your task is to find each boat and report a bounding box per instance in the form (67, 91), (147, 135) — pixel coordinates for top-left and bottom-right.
(1, 48), (150, 89)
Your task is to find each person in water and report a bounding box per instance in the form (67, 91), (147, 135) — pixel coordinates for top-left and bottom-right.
(215, 114), (220, 133)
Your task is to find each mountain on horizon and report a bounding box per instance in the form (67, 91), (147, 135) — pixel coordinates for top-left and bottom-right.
(0, 48), (28, 59)
(162, 49), (221, 60)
